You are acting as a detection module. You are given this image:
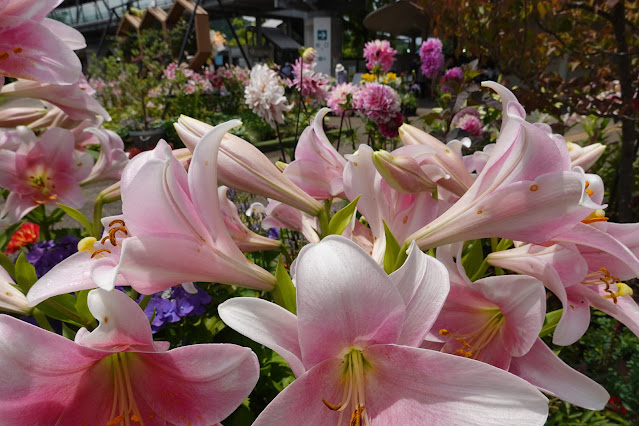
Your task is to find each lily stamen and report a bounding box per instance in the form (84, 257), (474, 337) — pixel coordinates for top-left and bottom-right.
(440, 311), (505, 359)
(323, 349), (370, 426)
(584, 267), (633, 304)
(91, 248), (112, 258)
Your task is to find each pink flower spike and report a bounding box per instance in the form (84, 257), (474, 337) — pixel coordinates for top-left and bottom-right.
(220, 236), (549, 425)
(0, 288), (259, 425)
(118, 122), (276, 294)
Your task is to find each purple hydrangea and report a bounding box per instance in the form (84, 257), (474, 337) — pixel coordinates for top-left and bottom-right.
(26, 235), (80, 278)
(419, 38), (445, 78)
(141, 284), (213, 333)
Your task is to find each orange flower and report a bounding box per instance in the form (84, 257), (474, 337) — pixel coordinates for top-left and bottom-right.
(5, 223), (39, 254)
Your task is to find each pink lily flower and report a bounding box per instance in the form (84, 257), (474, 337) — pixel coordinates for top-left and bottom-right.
(116, 121), (276, 294)
(430, 244), (609, 410)
(81, 127), (129, 184)
(27, 215), (130, 306)
(489, 222), (639, 345)
(0, 288), (259, 425)
(260, 199), (320, 243)
(218, 186), (282, 252)
(283, 108), (347, 199)
(344, 144), (438, 263)
(0, 0), (83, 84)
(219, 236), (549, 424)
(404, 82), (601, 250)
(1, 80), (111, 121)
(175, 115), (324, 216)
(0, 126), (92, 224)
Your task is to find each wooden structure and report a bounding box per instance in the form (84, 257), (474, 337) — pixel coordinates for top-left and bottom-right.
(116, 0), (211, 69)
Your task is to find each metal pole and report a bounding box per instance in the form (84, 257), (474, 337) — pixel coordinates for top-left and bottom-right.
(216, 0), (252, 68)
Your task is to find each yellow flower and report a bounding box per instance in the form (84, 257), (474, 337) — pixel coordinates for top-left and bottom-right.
(361, 73), (375, 82)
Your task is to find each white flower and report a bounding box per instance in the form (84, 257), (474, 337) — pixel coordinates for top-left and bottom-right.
(244, 64), (293, 127)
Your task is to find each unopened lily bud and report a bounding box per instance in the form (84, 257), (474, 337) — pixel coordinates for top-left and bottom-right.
(301, 47), (317, 64)
(0, 106), (46, 127)
(175, 115), (324, 216)
(0, 267), (31, 315)
(399, 123), (474, 195)
(372, 150), (437, 193)
(568, 142), (605, 171)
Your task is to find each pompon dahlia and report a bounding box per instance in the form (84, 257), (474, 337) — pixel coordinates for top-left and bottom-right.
(290, 58), (331, 101)
(363, 39), (397, 74)
(245, 64), (293, 127)
(453, 107), (483, 137)
(419, 37), (445, 78)
(327, 83), (359, 116)
(354, 82), (401, 125)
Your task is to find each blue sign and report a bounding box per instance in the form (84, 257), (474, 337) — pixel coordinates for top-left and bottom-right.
(317, 30), (327, 41)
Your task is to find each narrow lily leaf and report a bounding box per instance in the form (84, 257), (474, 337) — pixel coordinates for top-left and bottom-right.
(57, 203), (93, 236)
(61, 323), (77, 340)
(540, 309), (563, 338)
(273, 257), (297, 314)
(37, 294), (85, 327)
(0, 252), (15, 279)
(139, 294), (152, 311)
(14, 252), (37, 293)
(383, 221), (401, 274)
(463, 240), (485, 280)
(328, 195), (360, 236)
(74, 290), (94, 325)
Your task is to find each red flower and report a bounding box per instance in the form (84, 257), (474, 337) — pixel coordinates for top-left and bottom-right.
(5, 223), (39, 254)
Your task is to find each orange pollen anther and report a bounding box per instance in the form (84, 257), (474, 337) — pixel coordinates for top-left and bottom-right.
(439, 329), (449, 336)
(322, 399), (343, 411)
(12, 47), (22, 54)
(586, 189), (594, 196)
(0, 52), (8, 60)
(109, 219), (126, 227)
(91, 248), (112, 258)
(106, 415), (124, 426)
(350, 404), (365, 426)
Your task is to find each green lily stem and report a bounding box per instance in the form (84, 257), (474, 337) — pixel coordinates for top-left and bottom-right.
(129, 289), (139, 301)
(93, 195), (104, 238)
(317, 207), (330, 240)
(393, 241), (411, 272)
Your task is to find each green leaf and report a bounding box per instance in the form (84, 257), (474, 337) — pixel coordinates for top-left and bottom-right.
(328, 195), (360, 236)
(62, 323), (77, 340)
(463, 240), (485, 280)
(0, 252), (15, 278)
(37, 294), (86, 327)
(540, 309), (563, 338)
(57, 203), (93, 236)
(75, 290), (95, 326)
(204, 316), (227, 336)
(273, 258), (296, 314)
(383, 221), (400, 274)
(14, 251), (37, 293)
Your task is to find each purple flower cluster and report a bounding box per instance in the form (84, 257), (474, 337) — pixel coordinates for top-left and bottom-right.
(26, 235), (80, 278)
(142, 284), (212, 333)
(419, 38), (445, 78)
(440, 67), (464, 93)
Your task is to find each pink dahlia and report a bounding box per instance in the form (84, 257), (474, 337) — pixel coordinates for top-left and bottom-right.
(354, 82), (401, 124)
(453, 107), (483, 137)
(363, 39), (397, 74)
(419, 38), (445, 78)
(291, 58), (331, 101)
(327, 83), (358, 116)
